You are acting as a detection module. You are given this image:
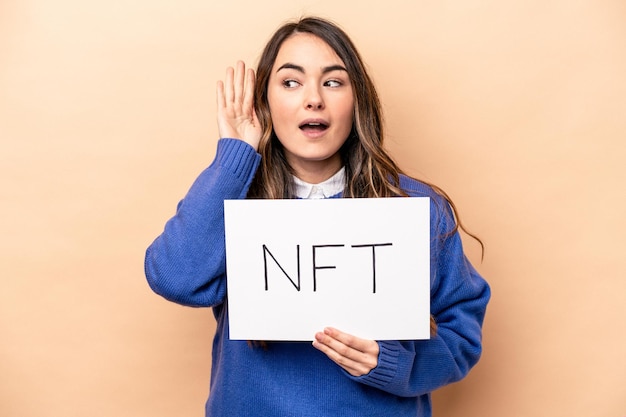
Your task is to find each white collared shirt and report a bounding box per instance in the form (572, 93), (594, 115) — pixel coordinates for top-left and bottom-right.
(292, 167), (346, 199)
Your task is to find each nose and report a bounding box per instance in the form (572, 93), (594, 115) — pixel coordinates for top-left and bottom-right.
(304, 85), (324, 110)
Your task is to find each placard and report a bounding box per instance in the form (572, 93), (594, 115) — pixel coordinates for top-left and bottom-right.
(224, 197), (430, 341)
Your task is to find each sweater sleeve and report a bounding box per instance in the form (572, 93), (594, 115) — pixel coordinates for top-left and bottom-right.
(351, 195), (491, 397)
(144, 139), (261, 307)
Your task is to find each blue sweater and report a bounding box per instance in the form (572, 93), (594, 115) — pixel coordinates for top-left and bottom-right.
(145, 138), (490, 417)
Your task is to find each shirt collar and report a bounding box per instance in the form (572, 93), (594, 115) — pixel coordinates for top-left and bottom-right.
(292, 167), (346, 199)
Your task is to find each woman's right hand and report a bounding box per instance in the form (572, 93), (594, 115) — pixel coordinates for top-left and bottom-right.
(216, 61), (262, 150)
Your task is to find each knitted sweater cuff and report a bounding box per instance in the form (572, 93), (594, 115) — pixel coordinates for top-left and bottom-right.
(214, 138), (260, 182)
(353, 341), (400, 389)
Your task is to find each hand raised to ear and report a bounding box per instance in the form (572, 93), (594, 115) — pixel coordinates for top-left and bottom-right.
(216, 61), (262, 150)
(312, 327), (379, 377)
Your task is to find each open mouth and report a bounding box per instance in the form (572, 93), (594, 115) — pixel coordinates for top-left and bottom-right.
(299, 121), (329, 132)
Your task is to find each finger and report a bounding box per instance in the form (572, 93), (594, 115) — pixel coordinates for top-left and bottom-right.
(234, 61), (245, 106)
(224, 66), (235, 106)
(312, 334), (357, 371)
(242, 67), (256, 118)
(324, 327), (379, 355)
(250, 106), (260, 128)
(312, 336), (373, 376)
(216, 80), (225, 110)
(312, 329), (378, 376)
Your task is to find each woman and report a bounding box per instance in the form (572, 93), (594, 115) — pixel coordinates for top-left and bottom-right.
(145, 16), (490, 417)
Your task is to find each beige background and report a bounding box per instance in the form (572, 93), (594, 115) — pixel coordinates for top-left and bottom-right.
(1, 0), (625, 416)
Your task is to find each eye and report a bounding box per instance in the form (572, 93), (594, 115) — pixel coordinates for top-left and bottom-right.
(324, 79), (343, 88)
(282, 79), (300, 88)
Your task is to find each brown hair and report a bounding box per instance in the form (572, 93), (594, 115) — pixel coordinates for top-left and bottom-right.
(247, 17), (482, 340)
(248, 16), (409, 200)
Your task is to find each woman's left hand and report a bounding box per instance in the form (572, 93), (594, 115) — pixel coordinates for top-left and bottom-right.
(312, 327), (379, 377)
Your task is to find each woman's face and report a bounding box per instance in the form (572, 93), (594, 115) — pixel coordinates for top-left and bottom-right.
(267, 33), (354, 183)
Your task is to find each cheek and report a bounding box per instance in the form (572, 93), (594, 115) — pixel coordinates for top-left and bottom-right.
(270, 112), (289, 139)
(338, 100), (355, 135)
(267, 99), (285, 133)
(268, 92), (294, 124)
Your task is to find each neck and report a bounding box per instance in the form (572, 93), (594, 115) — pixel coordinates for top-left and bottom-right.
(289, 157), (342, 184)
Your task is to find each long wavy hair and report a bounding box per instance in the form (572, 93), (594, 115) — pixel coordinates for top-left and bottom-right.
(247, 17), (482, 338)
(248, 16), (406, 200)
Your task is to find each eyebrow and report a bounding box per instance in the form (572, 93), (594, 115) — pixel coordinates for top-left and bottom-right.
(276, 63), (348, 74)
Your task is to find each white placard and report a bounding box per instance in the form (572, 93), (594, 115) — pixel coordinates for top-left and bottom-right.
(224, 197), (430, 341)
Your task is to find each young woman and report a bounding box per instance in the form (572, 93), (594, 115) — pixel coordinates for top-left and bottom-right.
(145, 16), (490, 417)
